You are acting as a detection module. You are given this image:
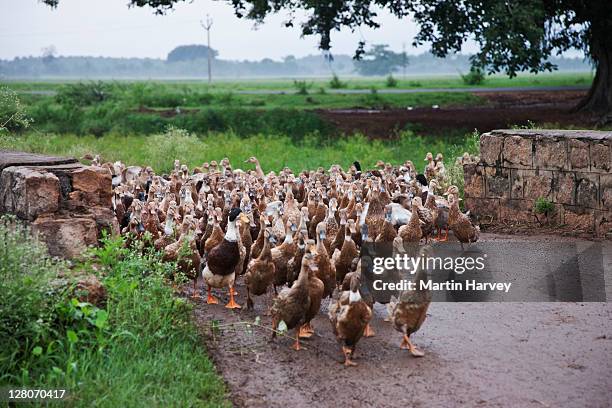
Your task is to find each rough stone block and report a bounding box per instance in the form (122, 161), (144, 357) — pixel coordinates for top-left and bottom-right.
(499, 198), (535, 223)
(575, 173), (599, 209)
(601, 174), (612, 211)
(31, 215), (98, 258)
(480, 133), (503, 166)
(568, 139), (589, 170)
(463, 164), (484, 198)
(503, 136), (532, 168)
(0, 166), (60, 221)
(554, 172), (575, 205)
(534, 137), (567, 170)
(71, 166), (112, 207)
(464, 197), (499, 222)
(590, 141), (610, 172)
(510, 169), (524, 199)
(484, 166), (510, 198)
(523, 170), (553, 200)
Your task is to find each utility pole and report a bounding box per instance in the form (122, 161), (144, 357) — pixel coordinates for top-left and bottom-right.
(201, 15), (213, 84)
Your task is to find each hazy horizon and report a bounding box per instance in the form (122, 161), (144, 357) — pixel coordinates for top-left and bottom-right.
(1, 0), (585, 62)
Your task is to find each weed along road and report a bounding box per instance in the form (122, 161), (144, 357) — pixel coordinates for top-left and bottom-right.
(191, 233), (612, 408)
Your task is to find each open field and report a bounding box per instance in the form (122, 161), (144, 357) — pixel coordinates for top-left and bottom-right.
(3, 71), (593, 92)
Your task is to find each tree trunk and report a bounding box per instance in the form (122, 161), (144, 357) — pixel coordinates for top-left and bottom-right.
(575, 41), (612, 124)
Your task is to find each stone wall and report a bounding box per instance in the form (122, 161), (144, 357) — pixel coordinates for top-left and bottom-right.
(464, 129), (612, 237)
(0, 151), (118, 257)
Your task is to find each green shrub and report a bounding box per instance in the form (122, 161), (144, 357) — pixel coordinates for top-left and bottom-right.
(386, 75), (398, 88)
(55, 81), (118, 107)
(460, 67), (486, 85)
(534, 197), (555, 215)
(293, 80), (311, 95)
(0, 87), (32, 133)
(329, 74), (346, 89)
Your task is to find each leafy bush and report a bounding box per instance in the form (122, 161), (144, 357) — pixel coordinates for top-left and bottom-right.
(293, 80), (311, 95)
(534, 197), (555, 215)
(0, 87), (32, 133)
(329, 74), (346, 89)
(386, 75), (398, 87)
(55, 81), (118, 107)
(460, 67), (486, 85)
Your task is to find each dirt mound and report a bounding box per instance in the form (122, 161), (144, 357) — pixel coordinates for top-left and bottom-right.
(318, 90), (595, 138)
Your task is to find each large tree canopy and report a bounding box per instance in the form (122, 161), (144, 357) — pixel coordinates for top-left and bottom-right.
(167, 45), (218, 62)
(42, 0), (612, 121)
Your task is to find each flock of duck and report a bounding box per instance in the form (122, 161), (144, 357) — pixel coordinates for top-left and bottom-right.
(98, 152), (480, 366)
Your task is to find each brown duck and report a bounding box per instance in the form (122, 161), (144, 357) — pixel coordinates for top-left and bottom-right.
(329, 273), (373, 366)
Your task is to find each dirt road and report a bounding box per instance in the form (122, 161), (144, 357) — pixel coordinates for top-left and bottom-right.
(188, 234), (612, 408)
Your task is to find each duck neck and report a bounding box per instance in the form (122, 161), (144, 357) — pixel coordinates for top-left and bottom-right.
(283, 230), (294, 245)
(164, 217), (174, 235)
(225, 219), (238, 242)
(260, 237), (272, 260)
(349, 288), (362, 304)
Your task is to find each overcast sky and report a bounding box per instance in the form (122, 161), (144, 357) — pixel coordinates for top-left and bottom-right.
(0, 0), (482, 61)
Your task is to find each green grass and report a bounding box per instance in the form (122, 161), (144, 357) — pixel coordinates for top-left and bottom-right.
(1, 128), (479, 174)
(0, 218), (229, 407)
(3, 71), (593, 93)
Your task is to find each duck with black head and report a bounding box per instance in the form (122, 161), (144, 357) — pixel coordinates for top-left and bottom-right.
(202, 207), (249, 309)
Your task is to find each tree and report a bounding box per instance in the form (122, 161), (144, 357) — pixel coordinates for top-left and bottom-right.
(354, 44), (405, 76)
(41, 0), (612, 122)
(41, 45), (57, 64)
(166, 44), (218, 63)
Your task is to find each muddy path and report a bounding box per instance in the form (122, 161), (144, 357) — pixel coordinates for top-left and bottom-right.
(187, 234), (612, 408)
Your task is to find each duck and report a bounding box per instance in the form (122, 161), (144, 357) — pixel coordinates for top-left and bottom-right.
(245, 156), (265, 179)
(425, 182), (449, 241)
(202, 208), (249, 308)
(375, 204), (398, 242)
(391, 245), (433, 357)
(249, 215), (268, 260)
(332, 219), (359, 287)
(163, 215), (201, 298)
(447, 193), (479, 249)
(329, 273), (373, 366)
(244, 228), (276, 310)
(271, 253), (316, 350)
(286, 231), (307, 287)
(271, 221), (298, 293)
(330, 208), (347, 254)
(398, 198), (422, 244)
(202, 208), (224, 262)
(300, 241), (325, 338)
(313, 222), (336, 299)
(414, 196), (434, 243)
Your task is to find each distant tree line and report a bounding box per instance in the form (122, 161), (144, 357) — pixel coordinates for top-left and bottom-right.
(0, 46), (590, 79)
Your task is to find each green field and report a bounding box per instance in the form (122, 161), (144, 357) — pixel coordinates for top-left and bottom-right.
(0, 71), (592, 138)
(3, 71), (593, 93)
